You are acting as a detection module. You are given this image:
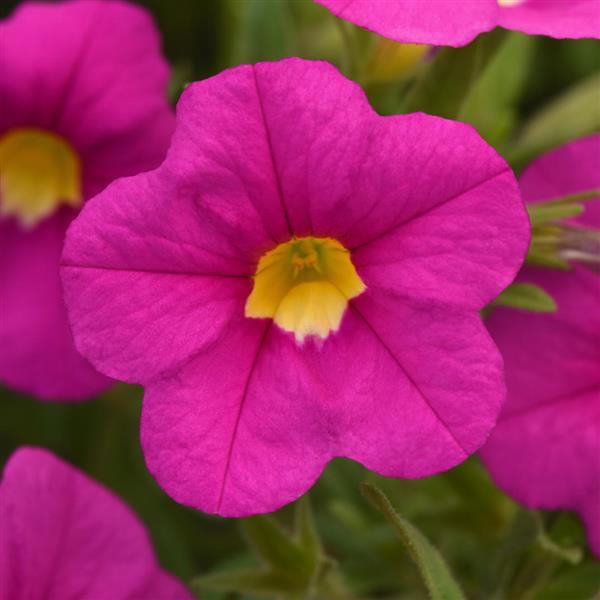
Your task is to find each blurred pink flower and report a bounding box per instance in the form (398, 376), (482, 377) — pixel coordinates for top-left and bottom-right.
(0, 0), (174, 400)
(0, 446), (192, 599)
(315, 0), (600, 47)
(481, 135), (600, 558)
(61, 58), (529, 516)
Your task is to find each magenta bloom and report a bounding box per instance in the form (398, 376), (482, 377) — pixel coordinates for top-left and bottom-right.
(481, 136), (600, 558)
(0, 447), (192, 599)
(61, 58), (529, 516)
(315, 0), (600, 47)
(0, 0), (174, 400)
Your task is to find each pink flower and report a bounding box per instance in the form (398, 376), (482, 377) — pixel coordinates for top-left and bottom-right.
(481, 135), (600, 558)
(0, 0), (174, 400)
(314, 0), (600, 47)
(61, 58), (529, 516)
(0, 446), (192, 599)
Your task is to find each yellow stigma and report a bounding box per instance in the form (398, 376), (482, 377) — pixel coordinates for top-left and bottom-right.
(498, 0), (524, 6)
(245, 236), (366, 342)
(0, 128), (82, 228)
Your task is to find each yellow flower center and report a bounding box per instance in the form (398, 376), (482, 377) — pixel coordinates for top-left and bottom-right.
(245, 236), (366, 342)
(498, 0), (524, 6)
(0, 128), (82, 228)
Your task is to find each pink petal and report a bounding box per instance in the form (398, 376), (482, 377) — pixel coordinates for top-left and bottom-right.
(481, 391), (600, 556)
(165, 64), (299, 246)
(224, 62), (528, 286)
(62, 264), (250, 385)
(519, 134), (600, 227)
(63, 170), (259, 277)
(0, 214), (110, 400)
(350, 116), (528, 309)
(346, 291), (505, 470)
(484, 266), (600, 417)
(139, 313), (325, 517)
(314, 0), (599, 46)
(61, 170), (257, 384)
(0, 447), (191, 599)
(239, 59), (375, 237)
(498, 0), (600, 41)
(481, 136), (600, 558)
(142, 289), (504, 516)
(314, 0), (497, 47)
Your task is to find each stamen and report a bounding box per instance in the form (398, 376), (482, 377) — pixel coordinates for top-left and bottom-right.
(559, 225), (600, 273)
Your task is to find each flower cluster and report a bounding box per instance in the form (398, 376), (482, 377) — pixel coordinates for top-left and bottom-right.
(1, 0), (598, 592)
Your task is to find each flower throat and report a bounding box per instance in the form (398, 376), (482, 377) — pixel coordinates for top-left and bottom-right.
(245, 236), (366, 342)
(0, 128), (82, 228)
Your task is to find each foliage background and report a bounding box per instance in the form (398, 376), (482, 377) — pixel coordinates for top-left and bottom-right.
(0, 1), (599, 598)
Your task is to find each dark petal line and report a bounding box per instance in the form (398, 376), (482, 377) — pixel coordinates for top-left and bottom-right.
(60, 263), (251, 279)
(350, 302), (471, 457)
(350, 168), (511, 252)
(251, 65), (295, 239)
(501, 383), (600, 422)
(216, 321), (273, 513)
(50, 3), (101, 131)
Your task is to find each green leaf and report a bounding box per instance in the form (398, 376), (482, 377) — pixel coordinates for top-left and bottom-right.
(241, 515), (310, 575)
(525, 251), (570, 270)
(528, 188), (600, 226)
(460, 32), (536, 146)
(403, 29), (506, 118)
(493, 283), (557, 313)
(529, 203), (584, 226)
(360, 483), (466, 600)
(510, 73), (600, 167)
(238, 499), (325, 588)
(191, 568), (302, 597)
(198, 499), (351, 599)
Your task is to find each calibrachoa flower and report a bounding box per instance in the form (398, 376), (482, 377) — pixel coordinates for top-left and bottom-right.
(61, 58), (529, 516)
(0, 447), (192, 599)
(314, 0), (600, 47)
(480, 135), (600, 558)
(0, 0), (174, 400)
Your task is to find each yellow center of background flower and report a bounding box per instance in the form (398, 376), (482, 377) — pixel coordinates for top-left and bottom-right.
(0, 128), (82, 228)
(245, 236), (366, 342)
(367, 40), (429, 84)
